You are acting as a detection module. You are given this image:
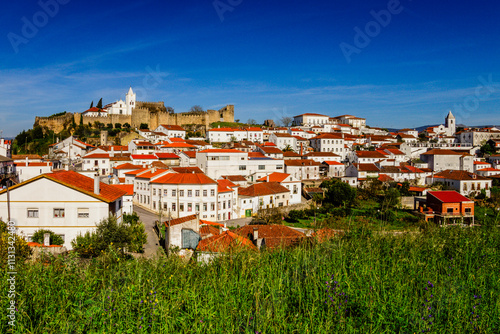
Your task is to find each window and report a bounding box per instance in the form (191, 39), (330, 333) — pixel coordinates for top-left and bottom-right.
(78, 208), (89, 218)
(195, 204), (200, 212)
(447, 208), (454, 213)
(259, 165), (265, 170)
(188, 203), (192, 212)
(277, 165), (283, 170)
(27, 209), (38, 218)
(203, 203), (207, 211)
(164, 190), (168, 196)
(179, 190), (184, 197)
(153, 188), (156, 196)
(203, 190), (207, 196)
(239, 165), (246, 170)
(211, 203), (215, 211)
(172, 203), (176, 211)
(172, 189), (176, 197)
(179, 204), (184, 212)
(211, 189), (215, 196)
(465, 208), (472, 213)
(188, 190), (192, 197)
(54, 208), (65, 218)
(195, 190), (200, 197)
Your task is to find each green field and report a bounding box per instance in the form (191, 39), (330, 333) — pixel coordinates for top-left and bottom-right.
(2, 226), (499, 333)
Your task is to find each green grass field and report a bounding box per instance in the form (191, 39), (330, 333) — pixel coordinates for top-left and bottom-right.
(2, 226), (499, 333)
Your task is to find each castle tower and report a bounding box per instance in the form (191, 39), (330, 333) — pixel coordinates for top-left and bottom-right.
(125, 87), (136, 115)
(445, 110), (456, 136)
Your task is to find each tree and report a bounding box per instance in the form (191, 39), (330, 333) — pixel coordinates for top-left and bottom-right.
(90, 101), (94, 108)
(71, 216), (147, 257)
(321, 179), (356, 208)
(189, 105), (204, 113)
(282, 145), (294, 152)
(140, 123), (149, 130)
(115, 123), (122, 129)
(280, 116), (293, 127)
(123, 123), (131, 129)
(0, 220), (32, 267)
(31, 229), (64, 245)
(480, 142), (495, 156)
(247, 119), (257, 125)
(166, 106), (174, 113)
(96, 98), (103, 109)
(418, 133), (428, 142)
(380, 188), (401, 211)
(106, 123), (113, 130)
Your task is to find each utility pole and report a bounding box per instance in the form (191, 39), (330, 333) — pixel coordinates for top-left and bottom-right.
(7, 182), (11, 223)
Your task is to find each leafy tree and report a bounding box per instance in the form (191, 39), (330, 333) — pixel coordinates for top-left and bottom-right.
(480, 142), (495, 156)
(115, 123), (122, 129)
(71, 216), (147, 257)
(321, 178), (356, 208)
(31, 229), (64, 245)
(247, 119), (257, 125)
(123, 123), (131, 129)
(280, 116), (293, 127)
(96, 98), (103, 109)
(106, 123), (113, 130)
(418, 133), (428, 142)
(166, 106), (174, 113)
(0, 220), (32, 267)
(140, 123), (149, 130)
(79, 114), (83, 126)
(282, 145), (294, 152)
(189, 105), (204, 113)
(399, 181), (411, 196)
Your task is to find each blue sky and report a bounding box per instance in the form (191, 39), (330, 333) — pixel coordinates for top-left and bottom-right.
(1, 0), (500, 136)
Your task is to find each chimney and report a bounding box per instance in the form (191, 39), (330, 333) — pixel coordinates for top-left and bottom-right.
(43, 233), (50, 246)
(94, 175), (100, 195)
(110, 146), (115, 157)
(25, 156), (28, 167)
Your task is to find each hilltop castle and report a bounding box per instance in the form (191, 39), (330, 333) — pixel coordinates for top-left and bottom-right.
(34, 87), (234, 133)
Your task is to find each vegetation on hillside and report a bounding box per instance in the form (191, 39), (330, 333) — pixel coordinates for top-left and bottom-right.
(0, 226), (498, 332)
(209, 121), (263, 129)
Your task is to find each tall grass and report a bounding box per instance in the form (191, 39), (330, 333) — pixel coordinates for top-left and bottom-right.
(2, 226), (499, 333)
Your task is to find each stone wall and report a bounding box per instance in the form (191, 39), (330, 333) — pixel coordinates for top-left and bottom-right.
(35, 104), (235, 133)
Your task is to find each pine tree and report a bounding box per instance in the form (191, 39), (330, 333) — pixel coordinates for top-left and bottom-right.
(90, 101), (94, 108)
(96, 98), (103, 109)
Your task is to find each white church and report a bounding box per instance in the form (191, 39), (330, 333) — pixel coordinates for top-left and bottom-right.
(82, 87), (136, 117)
(425, 111), (456, 137)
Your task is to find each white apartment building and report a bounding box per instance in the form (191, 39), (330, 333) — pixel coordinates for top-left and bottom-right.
(292, 113), (330, 126)
(284, 160), (321, 180)
(0, 171), (125, 249)
(237, 182), (291, 217)
(256, 172), (302, 205)
(151, 173), (219, 221)
(269, 133), (297, 151)
(0, 139), (12, 158)
(154, 124), (187, 139)
(309, 133), (346, 160)
(15, 161), (53, 183)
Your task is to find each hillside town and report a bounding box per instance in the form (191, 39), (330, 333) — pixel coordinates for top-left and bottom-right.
(1, 88), (499, 254)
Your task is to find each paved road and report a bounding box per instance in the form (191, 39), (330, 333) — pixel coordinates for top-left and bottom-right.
(133, 205), (163, 258)
(224, 217), (252, 228)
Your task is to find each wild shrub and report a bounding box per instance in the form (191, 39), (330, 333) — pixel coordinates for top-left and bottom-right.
(31, 229), (64, 246)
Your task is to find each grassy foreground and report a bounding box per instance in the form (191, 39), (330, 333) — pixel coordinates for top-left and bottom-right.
(2, 227), (500, 333)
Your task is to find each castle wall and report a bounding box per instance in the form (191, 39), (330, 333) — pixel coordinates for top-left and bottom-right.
(35, 104), (234, 134)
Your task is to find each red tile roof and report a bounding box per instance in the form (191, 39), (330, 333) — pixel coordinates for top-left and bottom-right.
(233, 224), (305, 249)
(200, 225), (221, 238)
(131, 154), (158, 160)
(248, 152), (266, 158)
(14, 162), (52, 167)
(136, 169), (169, 179)
(155, 153), (180, 159)
(311, 227), (337, 243)
(84, 153), (110, 159)
(222, 175), (247, 182)
(114, 163), (143, 170)
(171, 167), (203, 173)
(0, 170), (126, 203)
(422, 149), (470, 156)
(323, 161), (343, 166)
(432, 170), (489, 181)
(238, 182), (289, 197)
(164, 214), (198, 227)
(428, 191), (472, 203)
(353, 163), (380, 172)
(356, 151), (386, 158)
(260, 147), (284, 154)
(159, 124), (185, 131)
(152, 173), (217, 185)
(124, 168), (149, 176)
(217, 179), (237, 193)
(161, 143), (195, 148)
(180, 151), (197, 158)
(256, 172), (290, 183)
(111, 184), (134, 195)
(197, 230), (258, 252)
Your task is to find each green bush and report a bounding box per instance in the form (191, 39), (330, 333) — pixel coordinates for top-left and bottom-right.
(31, 229), (64, 246)
(0, 220), (32, 267)
(71, 215), (147, 257)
